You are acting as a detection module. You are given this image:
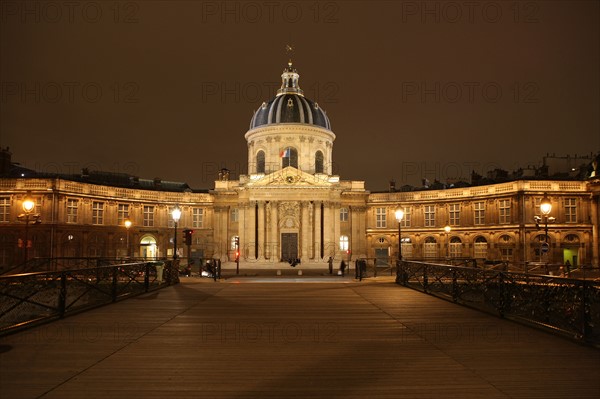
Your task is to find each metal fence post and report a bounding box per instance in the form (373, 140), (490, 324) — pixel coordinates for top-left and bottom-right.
(423, 265), (429, 293)
(58, 272), (67, 317)
(451, 268), (458, 302)
(144, 263), (150, 292)
(582, 280), (592, 341)
(111, 266), (118, 302)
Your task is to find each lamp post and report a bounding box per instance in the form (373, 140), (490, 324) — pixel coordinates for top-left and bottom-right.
(444, 225), (451, 258)
(172, 206), (181, 260)
(124, 218), (132, 258)
(535, 193), (554, 261)
(21, 198), (35, 263)
(395, 207), (404, 280)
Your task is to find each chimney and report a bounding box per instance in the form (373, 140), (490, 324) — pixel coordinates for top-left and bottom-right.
(0, 147), (12, 176)
(389, 180), (396, 192)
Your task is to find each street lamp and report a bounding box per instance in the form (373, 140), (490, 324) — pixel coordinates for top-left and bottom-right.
(534, 193), (555, 260)
(20, 197), (36, 263)
(395, 208), (404, 261)
(124, 218), (132, 258)
(395, 207), (404, 281)
(444, 225), (451, 258)
(172, 206), (181, 260)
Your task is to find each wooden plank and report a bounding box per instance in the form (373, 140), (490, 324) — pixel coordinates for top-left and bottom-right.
(0, 278), (598, 399)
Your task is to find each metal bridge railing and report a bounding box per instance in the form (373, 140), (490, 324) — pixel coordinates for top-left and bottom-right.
(397, 260), (600, 345)
(0, 260), (179, 336)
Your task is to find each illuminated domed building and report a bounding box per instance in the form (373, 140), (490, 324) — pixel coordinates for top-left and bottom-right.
(0, 61), (598, 273)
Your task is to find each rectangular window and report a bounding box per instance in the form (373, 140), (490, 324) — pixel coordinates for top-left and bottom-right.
(0, 197), (9, 223)
(565, 198), (577, 223)
(376, 207), (386, 228)
(230, 208), (239, 222)
(143, 206), (154, 227)
(401, 207), (411, 228)
(499, 199), (511, 224)
(424, 205), (435, 227)
(474, 202), (485, 225)
(500, 248), (513, 261)
(117, 204), (130, 225)
(340, 208), (349, 222)
(67, 199), (78, 223)
(92, 201), (104, 225)
(193, 208), (204, 228)
(448, 204), (460, 226)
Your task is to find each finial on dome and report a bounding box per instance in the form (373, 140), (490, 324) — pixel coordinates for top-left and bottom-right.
(277, 44), (303, 96)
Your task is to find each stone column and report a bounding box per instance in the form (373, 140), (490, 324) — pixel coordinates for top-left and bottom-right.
(314, 202), (322, 260)
(301, 201), (309, 261)
(333, 202), (341, 260)
(270, 201), (279, 261)
(257, 201), (265, 260)
(239, 203), (247, 260)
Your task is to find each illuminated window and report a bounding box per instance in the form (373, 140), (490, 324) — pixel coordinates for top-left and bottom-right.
(339, 235), (349, 251)
(117, 204), (129, 225)
(565, 198), (577, 223)
(474, 236), (488, 259)
(449, 204), (460, 226)
(423, 236), (437, 258)
(474, 202), (485, 225)
(193, 208), (203, 228)
(376, 207), (386, 228)
(0, 197), (9, 223)
(400, 207), (411, 228)
(424, 205), (435, 227)
(67, 199), (78, 223)
(230, 208), (239, 222)
(143, 206), (154, 227)
(92, 201), (104, 225)
(449, 236), (462, 258)
(499, 199), (511, 224)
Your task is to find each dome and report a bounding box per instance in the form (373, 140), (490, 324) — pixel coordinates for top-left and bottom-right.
(249, 62), (331, 131)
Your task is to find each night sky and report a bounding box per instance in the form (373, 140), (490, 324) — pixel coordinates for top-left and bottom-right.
(1, 1), (598, 191)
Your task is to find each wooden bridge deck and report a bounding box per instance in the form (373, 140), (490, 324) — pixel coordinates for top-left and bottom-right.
(1, 276), (598, 398)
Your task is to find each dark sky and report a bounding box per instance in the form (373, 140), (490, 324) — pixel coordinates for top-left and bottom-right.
(1, 1), (598, 191)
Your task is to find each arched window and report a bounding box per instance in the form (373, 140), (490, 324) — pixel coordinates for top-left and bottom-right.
(474, 236), (488, 259)
(401, 237), (413, 258)
(449, 236), (462, 258)
(315, 150), (324, 173)
(256, 150), (265, 174)
(423, 236), (437, 258)
(281, 147), (298, 169)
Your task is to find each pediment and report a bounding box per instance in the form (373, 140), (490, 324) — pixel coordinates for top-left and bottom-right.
(246, 167), (334, 188)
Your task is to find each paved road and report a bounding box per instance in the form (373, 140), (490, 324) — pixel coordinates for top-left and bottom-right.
(1, 277), (598, 398)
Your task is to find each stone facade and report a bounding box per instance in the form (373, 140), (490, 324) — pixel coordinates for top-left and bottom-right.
(0, 62), (598, 271)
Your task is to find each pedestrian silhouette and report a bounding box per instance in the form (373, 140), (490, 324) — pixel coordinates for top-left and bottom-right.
(340, 260), (346, 276)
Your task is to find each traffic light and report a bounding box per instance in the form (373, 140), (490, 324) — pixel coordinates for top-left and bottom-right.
(234, 236), (240, 261)
(183, 229), (194, 246)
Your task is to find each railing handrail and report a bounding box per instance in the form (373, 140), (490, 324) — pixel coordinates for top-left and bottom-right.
(397, 260), (600, 345)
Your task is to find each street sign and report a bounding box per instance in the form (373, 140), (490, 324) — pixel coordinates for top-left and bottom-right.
(541, 243), (549, 253)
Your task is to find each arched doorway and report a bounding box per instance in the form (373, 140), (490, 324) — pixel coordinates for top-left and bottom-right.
(140, 235), (158, 259)
(423, 236), (438, 259)
(562, 234), (580, 267)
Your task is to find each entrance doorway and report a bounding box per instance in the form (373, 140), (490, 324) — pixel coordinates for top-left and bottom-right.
(281, 233), (298, 261)
(375, 248), (389, 266)
(140, 235), (157, 259)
